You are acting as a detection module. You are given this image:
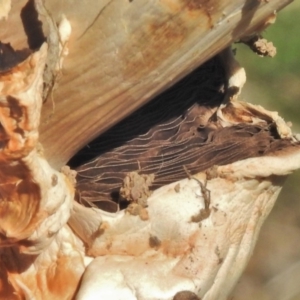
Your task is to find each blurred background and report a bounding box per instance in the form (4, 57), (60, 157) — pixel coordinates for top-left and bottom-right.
(232, 2), (300, 299)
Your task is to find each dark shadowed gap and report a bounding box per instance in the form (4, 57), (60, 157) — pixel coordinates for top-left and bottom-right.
(69, 56), (293, 212)
(21, 0), (46, 50)
(69, 57), (225, 168)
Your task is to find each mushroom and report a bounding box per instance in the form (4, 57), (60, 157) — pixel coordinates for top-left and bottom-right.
(1, 41), (300, 300)
(0, 0), (300, 300)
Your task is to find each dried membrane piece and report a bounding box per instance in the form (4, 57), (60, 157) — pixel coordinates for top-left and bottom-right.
(240, 35), (277, 57)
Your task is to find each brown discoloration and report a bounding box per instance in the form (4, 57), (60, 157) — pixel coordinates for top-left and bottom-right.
(149, 20), (186, 44)
(0, 42), (84, 299)
(0, 42), (31, 73)
(191, 208), (210, 223)
(0, 167), (44, 245)
(126, 203), (141, 216)
(221, 103), (256, 124)
(0, 46), (46, 161)
(0, 48), (38, 95)
(6, 96), (24, 122)
(163, 0), (216, 17)
(181, 0), (214, 26)
(215, 246), (223, 265)
(149, 235), (161, 249)
(152, 232), (200, 258)
(251, 37), (276, 57)
(121, 16), (187, 79)
(173, 290), (201, 300)
(39, 254), (82, 298)
(61, 165), (77, 186)
(174, 183), (181, 193)
(120, 172), (154, 207)
(51, 174), (58, 187)
(119, 0), (220, 81)
(184, 0), (206, 11)
(199, 179), (210, 210)
(1, 228), (84, 300)
(1, 247), (37, 299)
(160, 239), (191, 257)
(126, 203), (149, 221)
(241, 35), (276, 57)
(184, 171), (211, 223)
(0, 97), (35, 158)
(91, 221), (110, 240)
(206, 166), (218, 180)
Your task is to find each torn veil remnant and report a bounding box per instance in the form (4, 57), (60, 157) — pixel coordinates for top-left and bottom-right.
(120, 171), (154, 207)
(240, 35), (277, 57)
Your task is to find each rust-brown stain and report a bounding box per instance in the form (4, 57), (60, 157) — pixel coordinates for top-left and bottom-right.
(1, 244), (83, 300)
(184, 0), (209, 10)
(149, 235), (161, 249)
(120, 16), (188, 79)
(182, 0), (214, 23)
(51, 174), (58, 187)
(0, 173), (43, 244)
(119, 0), (220, 81)
(0, 264), (18, 300)
(44, 253), (83, 299)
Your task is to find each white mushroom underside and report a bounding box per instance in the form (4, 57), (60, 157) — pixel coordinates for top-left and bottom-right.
(73, 151), (297, 300)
